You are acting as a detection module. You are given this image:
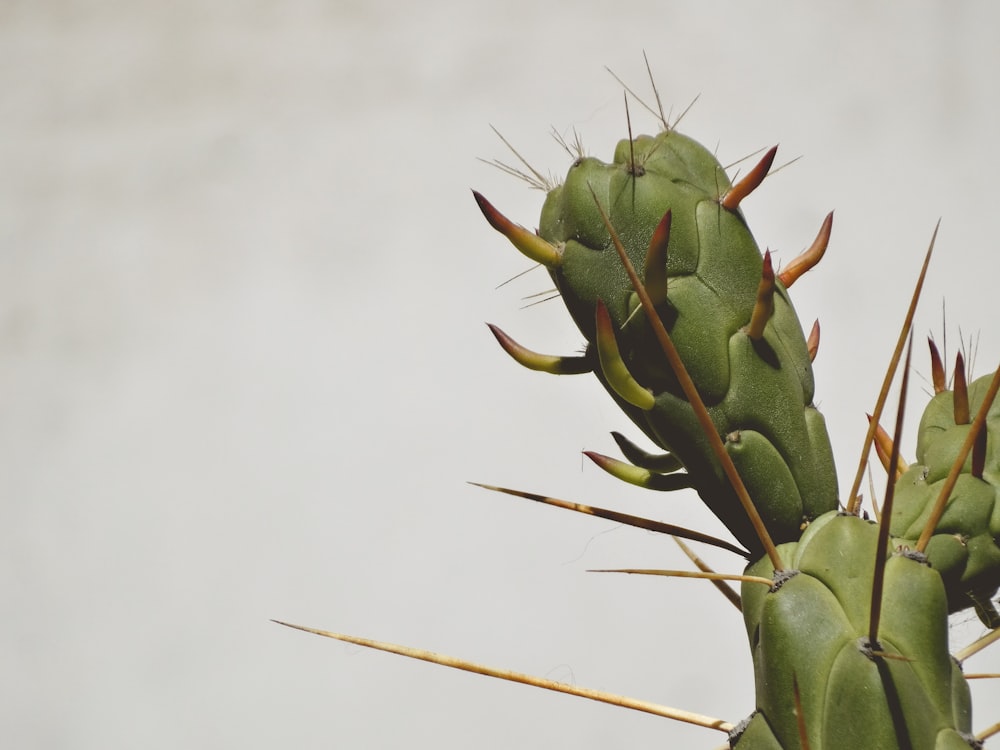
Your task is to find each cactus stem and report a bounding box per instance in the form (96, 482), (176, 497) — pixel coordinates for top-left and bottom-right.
(953, 352), (970, 424)
(868, 333), (913, 648)
(587, 185), (783, 571)
(486, 323), (591, 375)
(644, 210), (671, 306)
(468, 482), (751, 558)
(611, 431), (684, 473)
(928, 337), (946, 393)
(595, 300), (656, 410)
(916, 362), (1000, 553)
(778, 211), (834, 289)
(587, 568), (773, 587)
(672, 536), (743, 611)
(745, 251), (776, 340)
(583, 450), (692, 491)
(806, 320), (820, 362)
(720, 145), (777, 210)
(472, 190), (563, 268)
(846, 222), (938, 515)
(271, 620), (735, 733)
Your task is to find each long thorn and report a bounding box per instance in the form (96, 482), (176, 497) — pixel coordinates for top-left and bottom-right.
(673, 536), (743, 611)
(587, 568), (772, 587)
(955, 626), (1000, 663)
(869, 332), (913, 647)
(792, 675), (812, 750)
(272, 620), (735, 733)
(846, 222), (938, 514)
(469, 482), (751, 558)
(587, 187), (783, 571)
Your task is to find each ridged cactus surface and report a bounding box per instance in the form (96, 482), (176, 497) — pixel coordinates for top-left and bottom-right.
(739, 511), (975, 749)
(892, 363), (1000, 625)
(480, 128), (838, 556)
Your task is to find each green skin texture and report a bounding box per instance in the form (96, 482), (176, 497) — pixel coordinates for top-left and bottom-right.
(738, 511), (975, 749)
(891, 373), (1000, 619)
(537, 130), (838, 556)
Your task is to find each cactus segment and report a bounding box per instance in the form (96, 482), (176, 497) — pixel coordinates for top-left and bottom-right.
(891, 365), (1000, 623)
(486, 323), (592, 374)
(739, 512), (975, 749)
(483, 128), (839, 555)
(473, 190), (562, 268)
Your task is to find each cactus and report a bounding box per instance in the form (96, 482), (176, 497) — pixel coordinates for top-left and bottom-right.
(890, 349), (1000, 627)
(275, 77), (1000, 748)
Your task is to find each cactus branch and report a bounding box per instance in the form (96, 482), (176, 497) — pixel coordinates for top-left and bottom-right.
(846, 222), (938, 514)
(777, 211), (833, 289)
(486, 323), (591, 374)
(271, 620), (735, 733)
(916, 362), (1000, 552)
(468, 482), (751, 558)
(587, 186), (784, 571)
(720, 145), (777, 209)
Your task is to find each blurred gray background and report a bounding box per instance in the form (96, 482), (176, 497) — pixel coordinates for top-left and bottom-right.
(3, 1), (999, 747)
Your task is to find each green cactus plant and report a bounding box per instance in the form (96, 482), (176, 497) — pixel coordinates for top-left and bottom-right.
(276, 76), (1000, 748)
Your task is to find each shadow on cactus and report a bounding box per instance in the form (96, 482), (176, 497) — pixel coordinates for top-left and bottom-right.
(275, 68), (1000, 748)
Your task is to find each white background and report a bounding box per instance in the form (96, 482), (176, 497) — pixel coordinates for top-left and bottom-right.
(3, 1), (1000, 748)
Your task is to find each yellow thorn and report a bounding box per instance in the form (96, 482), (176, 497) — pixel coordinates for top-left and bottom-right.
(486, 324), (591, 374)
(272, 619), (735, 733)
(595, 300), (655, 410)
(472, 190), (562, 268)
